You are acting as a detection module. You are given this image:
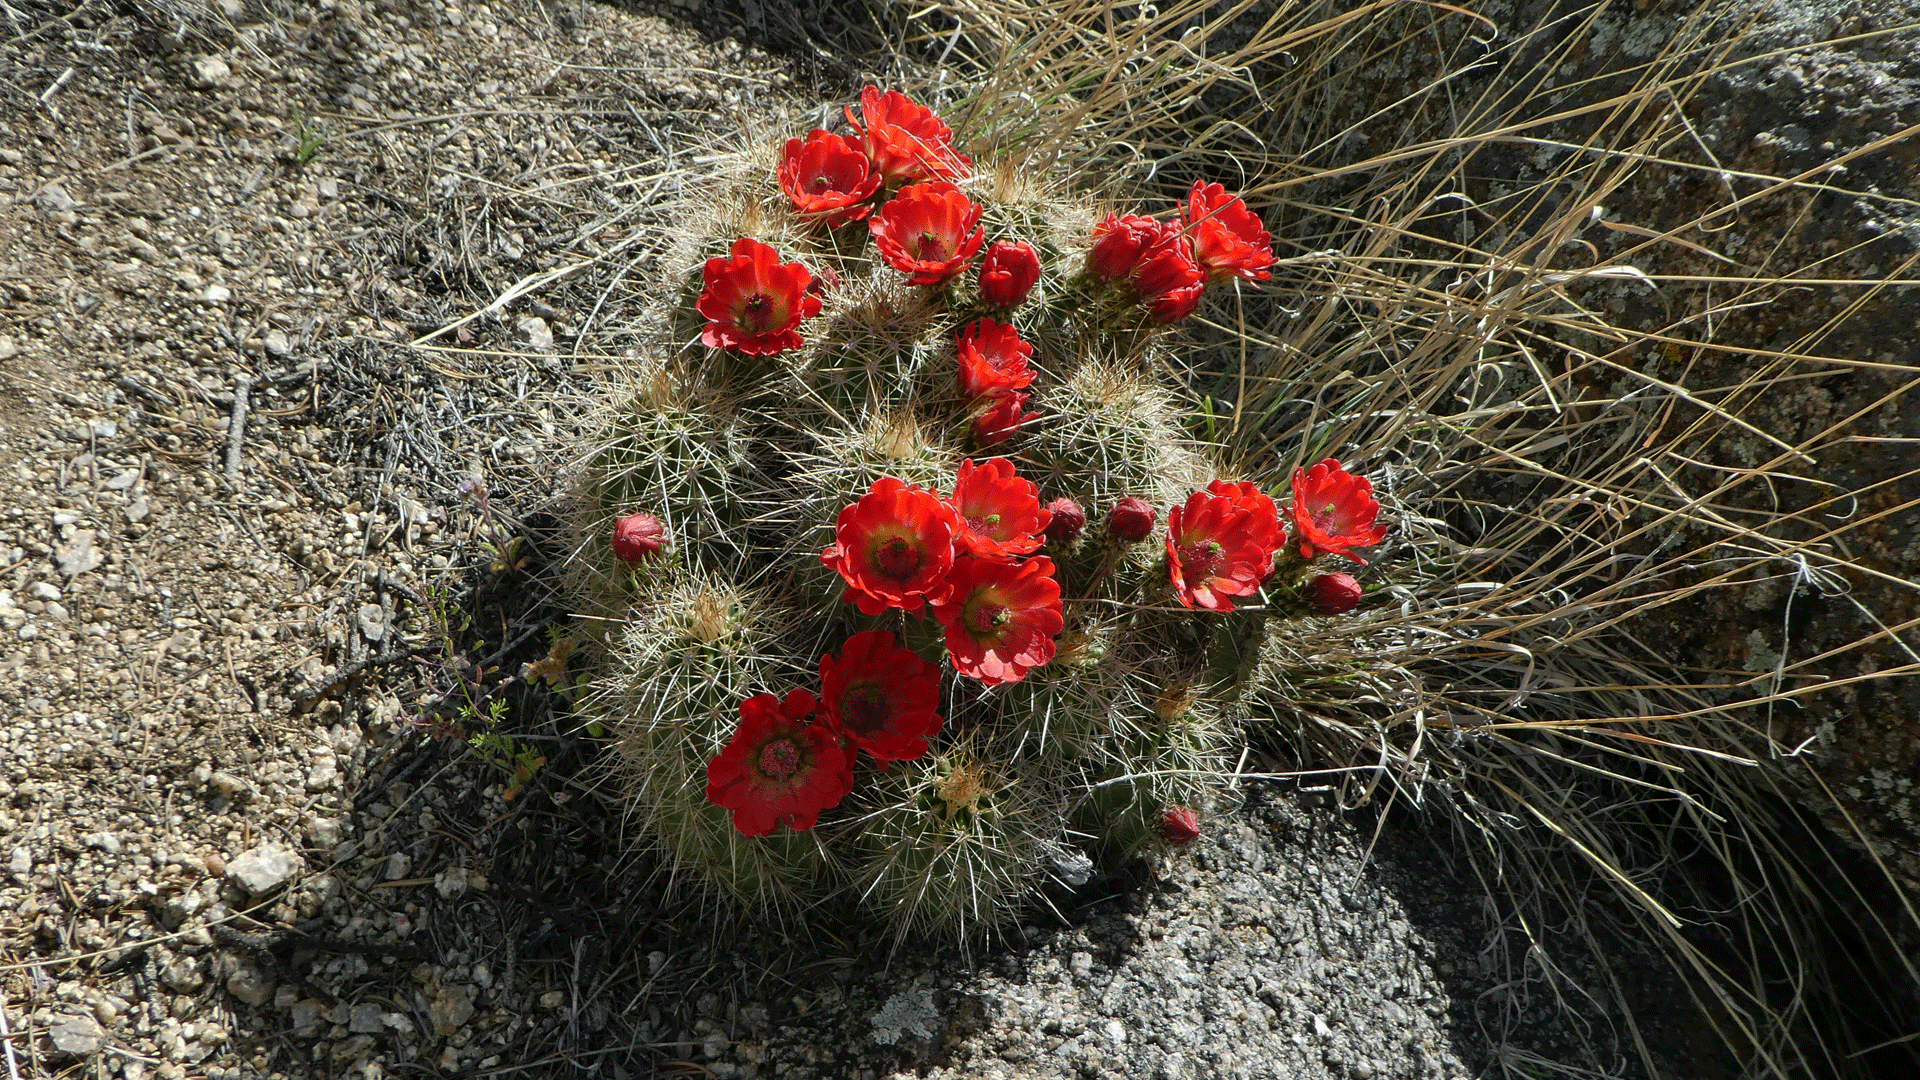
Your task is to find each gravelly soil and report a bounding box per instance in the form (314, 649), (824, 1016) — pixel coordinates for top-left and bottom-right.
(0, 0), (1896, 1078)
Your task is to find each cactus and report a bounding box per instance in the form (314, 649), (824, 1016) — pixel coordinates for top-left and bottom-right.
(564, 87), (1385, 940)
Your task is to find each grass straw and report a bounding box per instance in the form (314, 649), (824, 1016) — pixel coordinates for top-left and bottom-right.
(902, 0), (1920, 1074)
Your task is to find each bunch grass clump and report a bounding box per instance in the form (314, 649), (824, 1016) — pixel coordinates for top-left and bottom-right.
(878, 0), (1920, 1074)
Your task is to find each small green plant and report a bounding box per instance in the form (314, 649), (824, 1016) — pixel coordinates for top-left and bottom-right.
(291, 115), (328, 168)
(407, 583), (550, 801)
(467, 698), (547, 802)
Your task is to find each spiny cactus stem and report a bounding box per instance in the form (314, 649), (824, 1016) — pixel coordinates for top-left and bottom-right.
(1074, 541), (1133, 600)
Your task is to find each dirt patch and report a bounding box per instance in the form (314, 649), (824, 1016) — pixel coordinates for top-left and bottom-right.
(0, 0), (810, 1074)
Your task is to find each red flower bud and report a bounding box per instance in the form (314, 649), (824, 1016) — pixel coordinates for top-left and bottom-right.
(1107, 497), (1157, 542)
(612, 513), (667, 563)
(1087, 213), (1165, 282)
(1042, 497), (1086, 545)
(1162, 806), (1201, 845)
(1303, 572), (1363, 615)
(978, 240), (1040, 308)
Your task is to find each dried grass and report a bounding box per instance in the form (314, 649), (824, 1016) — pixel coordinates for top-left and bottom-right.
(892, 0), (1920, 1075)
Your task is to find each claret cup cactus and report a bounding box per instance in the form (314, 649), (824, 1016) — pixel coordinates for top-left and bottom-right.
(567, 86), (1389, 940)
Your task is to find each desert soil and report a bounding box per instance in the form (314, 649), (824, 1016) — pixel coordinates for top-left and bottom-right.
(0, 1), (1883, 1079)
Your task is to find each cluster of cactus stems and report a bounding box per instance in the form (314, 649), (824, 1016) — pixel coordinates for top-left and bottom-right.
(566, 87), (1388, 939)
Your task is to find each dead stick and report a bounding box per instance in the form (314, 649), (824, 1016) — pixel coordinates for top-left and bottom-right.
(225, 375), (252, 480)
(0, 994), (21, 1080)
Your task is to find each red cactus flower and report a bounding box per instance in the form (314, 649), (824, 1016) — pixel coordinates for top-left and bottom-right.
(932, 555), (1063, 686)
(821, 476), (959, 616)
(778, 129), (881, 225)
(977, 240), (1040, 308)
(1206, 480), (1283, 579)
(1042, 497), (1086, 546)
(1290, 458), (1389, 564)
(1129, 241), (1207, 323)
(948, 457), (1051, 560)
(695, 237), (823, 355)
(972, 391), (1039, 447)
(955, 317), (1036, 400)
(1087, 214), (1208, 322)
(705, 689), (852, 836)
(1087, 213), (1168, 282)
(1303, 572), (1363, 615)
(1164, 487), (1283, 613)
(870, 182), (986, 286)
(1108, 496), (1157, 542)
(845, 85), (971, 186)
(1162, 806), (1202, 845)
(612, 512), (666, 563)
(818, 630), (943, 764)
(1182, 181), (1274, 283)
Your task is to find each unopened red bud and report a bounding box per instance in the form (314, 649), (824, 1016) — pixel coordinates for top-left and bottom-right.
(613, 512), (667, 563)
(1162, 806), (1201, 845)
(1042, 497), (1086, 545)
(1108, 496), (1157, 542)
(978, 239), (1040, 309)
(1303, 572), (1362, 615)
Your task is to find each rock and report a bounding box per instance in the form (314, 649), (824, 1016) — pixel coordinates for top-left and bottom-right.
(305, 758), (338, 791)
(354, 603), (388, 642)
(349, 1002), (385, 1035)
(207, 772), (256, 803)
(0, 337), (16, 360)
(289, 998), (327, 1037)
(49, 1012), (105, 1056)
(191, 57), (231, 88)
(54, 531), (102, 577)
(264, 329), (291, 357)
(226, 963), (275, 1007)
(225, 843), (302, 894)
(431, 983), (475, 1035)
(1047, 846), (1093, 887)
(382, 1012), (415, 1036)
(331, 1033), (375, 1063)
(201, 285), (232, 304)
(161, 954), (206, 992)
(83, 831), (121, 854)
(870, 988), (938, 1046)
(35, 184), (76, 215)
(433, 866), (467, 899)
(516, 315), (553, 350)
(159, 887), (205, 929)
(28, 582), (60, 601)
(126, 497), (150, 524)
(7, 846), (29, 876)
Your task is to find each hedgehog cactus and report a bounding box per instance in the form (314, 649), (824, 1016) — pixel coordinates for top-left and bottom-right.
(567, 86), (1388, 939)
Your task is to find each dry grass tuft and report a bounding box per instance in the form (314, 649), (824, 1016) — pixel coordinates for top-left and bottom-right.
(903, 0), (1920, 1075)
